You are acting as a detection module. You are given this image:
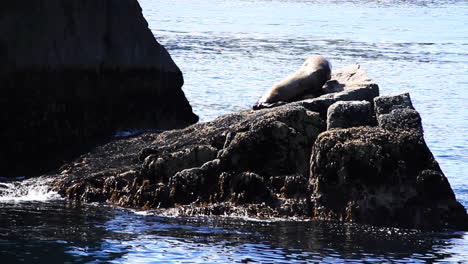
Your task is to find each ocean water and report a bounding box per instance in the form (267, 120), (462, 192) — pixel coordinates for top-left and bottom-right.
(1, 0), (467, 263)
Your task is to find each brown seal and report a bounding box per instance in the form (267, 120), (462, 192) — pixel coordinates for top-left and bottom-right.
(253, 56), (331, 109)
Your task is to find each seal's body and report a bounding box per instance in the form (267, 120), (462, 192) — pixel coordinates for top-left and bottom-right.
(254, 56), (331, 109)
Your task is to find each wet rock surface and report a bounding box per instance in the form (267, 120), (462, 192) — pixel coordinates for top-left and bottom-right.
(0, 0), (198, 177)
(50, 65), (468, 231)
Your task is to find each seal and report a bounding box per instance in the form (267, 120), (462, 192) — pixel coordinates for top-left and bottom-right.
(253, 56), (331, 109)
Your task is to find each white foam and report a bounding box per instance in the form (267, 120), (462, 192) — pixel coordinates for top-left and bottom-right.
(0, 176), (61, 202)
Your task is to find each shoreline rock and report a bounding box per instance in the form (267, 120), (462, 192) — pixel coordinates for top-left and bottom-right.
(0, 0), (198, 176)
(50, 65), (468, 231)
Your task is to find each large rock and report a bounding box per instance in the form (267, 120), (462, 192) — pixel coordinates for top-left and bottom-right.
(309, 127), (467, 230)
(54, 104), (325, 210)
(0, 0), (198, 176)
(374, 92), (413, 115)
(374, 93), (423, 132)
(49, 65), (467, 231)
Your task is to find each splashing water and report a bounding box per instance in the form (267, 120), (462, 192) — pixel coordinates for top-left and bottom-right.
(0, 176), (61, 202)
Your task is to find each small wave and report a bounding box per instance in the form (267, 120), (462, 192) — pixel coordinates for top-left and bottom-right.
(0, 176), (61, 202)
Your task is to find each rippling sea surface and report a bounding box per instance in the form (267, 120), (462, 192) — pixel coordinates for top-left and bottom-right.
(1, 0), (467, 263)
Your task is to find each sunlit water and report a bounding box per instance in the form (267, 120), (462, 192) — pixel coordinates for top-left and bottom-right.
(1, 0), (467, 263)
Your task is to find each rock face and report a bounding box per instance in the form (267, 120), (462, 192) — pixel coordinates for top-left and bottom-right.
(0, 0), (198, 176)
(309, 127), (467, 230)
(51, 65), (468, 231)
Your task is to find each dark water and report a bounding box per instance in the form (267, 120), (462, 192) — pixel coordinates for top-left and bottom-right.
(1, 0), (467, 263)
(1, 199), (467, 263)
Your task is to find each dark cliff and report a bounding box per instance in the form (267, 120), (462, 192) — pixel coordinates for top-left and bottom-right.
(0, 0), (198, 176)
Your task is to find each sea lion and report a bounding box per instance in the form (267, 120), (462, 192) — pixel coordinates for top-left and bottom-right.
(253, 56), (331, 110)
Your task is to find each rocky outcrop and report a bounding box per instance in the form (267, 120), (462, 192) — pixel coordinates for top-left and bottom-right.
(374, 93), (423, 132)
(309, 127), (466, 230)
(51, 65), (468, 231)
(0, 0), (198, 176)
(53, 104), (324, 208)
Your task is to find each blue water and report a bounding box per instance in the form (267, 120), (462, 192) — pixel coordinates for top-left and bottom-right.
(1, 200), (468, 263)
(1, 0), (467, 263)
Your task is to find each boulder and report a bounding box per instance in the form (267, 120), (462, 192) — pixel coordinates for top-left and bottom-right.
(377, 108), (423, 132)
(0, 0), (198, 176)
(374, 93), (423, 132)
(326, 101), (373, 130)
(309, 127), (467, 230)
(49, 65), (468, 230)
(374, 92), (414, 115)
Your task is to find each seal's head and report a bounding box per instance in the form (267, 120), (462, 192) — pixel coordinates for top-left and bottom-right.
(303, 55), (332, 83)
